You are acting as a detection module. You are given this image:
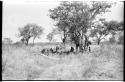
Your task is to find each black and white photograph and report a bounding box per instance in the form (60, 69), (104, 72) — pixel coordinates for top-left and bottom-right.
(2, 0), (124, 80)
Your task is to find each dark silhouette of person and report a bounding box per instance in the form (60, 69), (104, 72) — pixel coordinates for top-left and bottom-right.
(87, 41), (92, 52)
(41, 49), (45, 53)
(89, 46), (91, 52)
(50, 48), (53, 53)
(56, 46), (59, 52)
(70, 46), (74, 52)
(62, 38), (65, 44)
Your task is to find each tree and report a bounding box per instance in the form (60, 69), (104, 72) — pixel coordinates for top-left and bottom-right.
(2, 38), (13, 44)
(31, 24), (44, 45)
(90, 19), (109, 45)
(104, 20), (123, 31)
(18, 24), (43, 45)
(49, 1), (112, 52)
(90, 19), (123, 45)
(46, 33), (54, 42)
(49, 1), (71, 45)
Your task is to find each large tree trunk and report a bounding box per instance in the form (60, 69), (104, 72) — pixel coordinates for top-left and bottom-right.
(21, 38), (25, 44)
(79, 30), (86, 52)
(79, 45), (84, 52)
(63, 30), (66, 45)
(25, 37), (30, 46)
(79, 34), (88, 52)
(75, 44), (78, 52)
(97, 38), (101, 45)
(25, 39), (28, 46)
(85, 35), (88, 51)
(62, 38), (65, 44)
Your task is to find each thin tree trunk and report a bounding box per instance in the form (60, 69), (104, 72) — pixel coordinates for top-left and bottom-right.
(79, 28), (87, 52)
(33, 37), (35, 45)
(26, 40), (28, 46)
(82, 34), (88, 52)
(75, 44), (78, 52)
(97, 38), (101, 45)
(80, 30), (84, 52)
(26, 38), (30, 46)
(64, 30), (66, 45)
(75, 43), (79, 53)
(79, 34), (84, 52)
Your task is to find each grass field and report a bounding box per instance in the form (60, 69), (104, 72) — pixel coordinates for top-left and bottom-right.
(2, 43), (123, 80)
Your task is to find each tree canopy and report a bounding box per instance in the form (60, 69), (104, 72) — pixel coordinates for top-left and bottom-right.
(18, 23), (44, 45)
(49, 1), (112, 52)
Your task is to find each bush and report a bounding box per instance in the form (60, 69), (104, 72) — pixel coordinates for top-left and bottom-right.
(109, 36), (116, 44)
(117, 35), (123, 44)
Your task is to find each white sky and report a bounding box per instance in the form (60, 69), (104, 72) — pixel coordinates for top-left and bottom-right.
(2, 0), (124, 43)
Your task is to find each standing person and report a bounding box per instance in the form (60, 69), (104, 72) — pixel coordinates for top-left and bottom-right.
(87, 41), (92, 52)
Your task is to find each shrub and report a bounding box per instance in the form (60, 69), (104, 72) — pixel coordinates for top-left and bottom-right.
(117, 35), (123, 44)
(109, 36), (116, 44)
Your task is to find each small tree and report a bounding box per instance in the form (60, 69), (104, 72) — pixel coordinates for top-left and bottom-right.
(46, 33), (54, 42)
(90, 19), (122, 45)
(18, 24), (43, 45)
(90, 24), (109, 45)
(31, 24), (44, 45)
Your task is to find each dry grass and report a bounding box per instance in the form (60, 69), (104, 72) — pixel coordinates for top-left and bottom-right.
(2, 43), (123, 80)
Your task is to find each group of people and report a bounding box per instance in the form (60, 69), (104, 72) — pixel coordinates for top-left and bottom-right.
(40, 43), (92, 57)
(41, 46), (75, 56)
(41, 36), (92, 56)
